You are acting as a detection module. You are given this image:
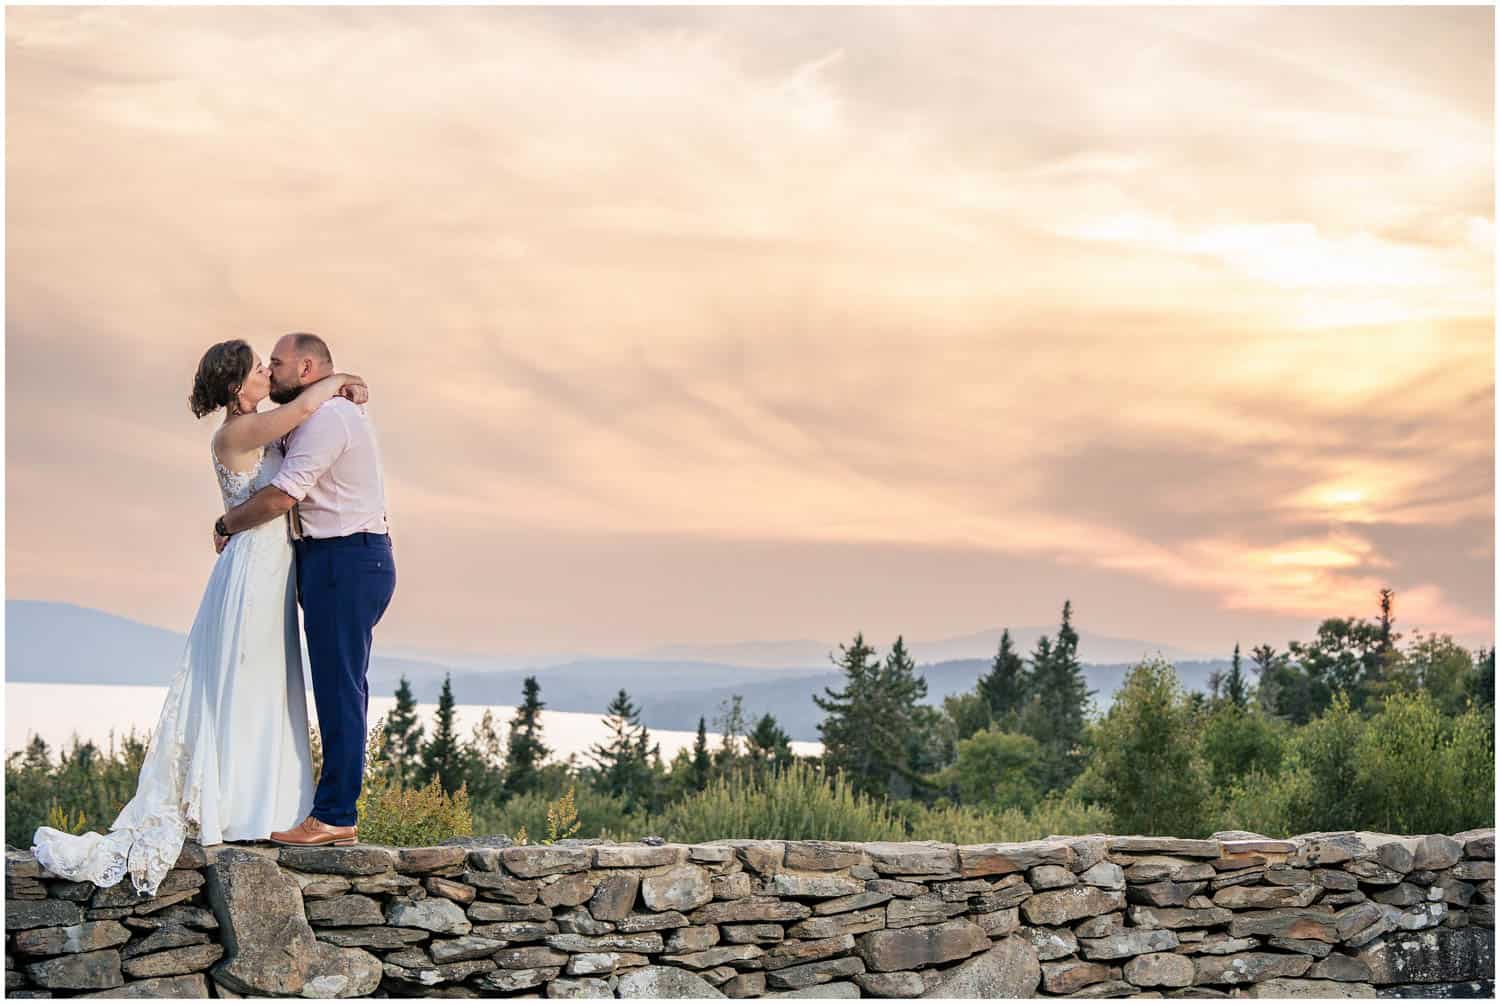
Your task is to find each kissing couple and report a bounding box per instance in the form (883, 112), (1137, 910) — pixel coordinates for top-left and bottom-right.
(33, 332), (396, 895)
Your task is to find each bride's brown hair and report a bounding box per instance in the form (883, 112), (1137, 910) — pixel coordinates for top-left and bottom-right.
(189, 339), (255, 419)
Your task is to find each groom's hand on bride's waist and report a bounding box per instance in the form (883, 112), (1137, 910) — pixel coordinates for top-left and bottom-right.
(213, 529), (229, 554)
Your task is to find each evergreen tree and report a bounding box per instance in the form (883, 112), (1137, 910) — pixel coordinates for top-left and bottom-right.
(382, 676), (424, 787)
(1223, 643), (1249, 710)
(814, 633), (929, 799)
(1017, 601), (1094, 793)
(713, 696), (748, 774)
(461, 709), (506, 806)
(977, 629), (1029, 725)
(690, 717), (712, 790)
(1474, 648), (1495, 709)
(588, 689), (653, 812)
(746, 713), (794, 773)
(502, 676), (549, 798)
(417, 674), (464, 795)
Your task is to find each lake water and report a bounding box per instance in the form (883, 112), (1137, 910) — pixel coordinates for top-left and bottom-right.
(6, 682), (822, 763)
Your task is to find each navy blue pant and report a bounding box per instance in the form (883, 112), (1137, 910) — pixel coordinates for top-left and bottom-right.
(295, 532), (396, 827)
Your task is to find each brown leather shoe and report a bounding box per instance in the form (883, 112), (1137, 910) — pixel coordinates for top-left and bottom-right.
(269, 815), (358, 847)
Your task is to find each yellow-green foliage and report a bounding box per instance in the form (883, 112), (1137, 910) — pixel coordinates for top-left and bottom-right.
(356, 717), (473, 846)
(473, 785), (647, 842)
(894, 796), (1113, 844)
(545, 785), (582, 845)
(652, 762), (908, 843)
(46, 802), (88, 835)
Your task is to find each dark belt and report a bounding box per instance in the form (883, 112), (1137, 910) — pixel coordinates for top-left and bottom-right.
(293, 531), (393, 553)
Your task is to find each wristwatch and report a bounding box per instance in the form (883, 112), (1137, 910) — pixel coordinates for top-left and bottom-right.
(215, 517), (231, 539)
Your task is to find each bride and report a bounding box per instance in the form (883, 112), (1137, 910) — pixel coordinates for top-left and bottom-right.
(32, 339), (367, 895)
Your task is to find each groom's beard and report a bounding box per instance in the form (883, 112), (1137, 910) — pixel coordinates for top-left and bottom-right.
(268, 381), (305, 405)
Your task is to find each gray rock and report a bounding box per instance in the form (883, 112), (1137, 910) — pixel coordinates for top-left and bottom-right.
(547, 976), (612, 998)
(788, 907), (886, 940)
(918, 937), (1041, 998)
(470, 919), (558, 941)
(784, 841), (865, 872)
(1125, 952), (1194, 988)
(1110, 837), (1221, 858)
(1043, 959), (1117, 993)
(424, 875), (477, 905)
(974, 906), (1021, 936)
(594, 844), (685, 868)
(78, 974), (209, 998)
(305, 895), (384, 927)
(6, 899), (84, 931)
(1408, 836), (1464, 872)
(691, 897), (810, 925)
(1354, 926), (1494, 985)
(661, 944), (764, 970)
(1183, 934), (1259, 956)
(501, 846), (594, 878)
(1077, 912), (1126, 938)
(546, 932), (664, 954)
(1227, 908), (1339, 942)
(1029, 864), (1078, 890)
(1268, 936), (1334, 957)
(1213, 884), (1319, 909)
(712, 873), (754, 901)
(723, 972), (769, 997)
(90, 869), (203, 910)
(1244, 977), (1375, 997)
(864, 841), (959, 876)
(957, 840), (1072, 877)
(763, 935), (856, 971)
(7, 849), (44, 878)
(349, 871), (421, 896)
(387, 896), (472, 934)
(275, 846), (394, 876)
(812, 889), (892, 915)
(1345, 860), (1405, 885)
(121, 944), (224, 979)
(1454, 828), (1495, 860)
(120, 923), (211, 960)
(296, 947), (381, 999)
(1308, 953), (1372, 982)
(206, 847), (321, 996)
(763, 982), (861, 998)
(24, 949), (123, 990)
(314, 925), (428, 949)
(429, 935), (506, 963)
(766, 872), (865, 899)
(640, 865), (714, 913)
(667, 925), (723, 950)
(397, 846), (470, 874)
(887, 894), (960, 928)
(766, 956), (865, 990)
(1193, 952), (1313, 985)
(1080, 929), (1181, 960)
(1021, 885), (1126, 925)
(856, 919), (988, 972)
(540, 871), (597, 908)
(616, 964), (727, 997)
(1451, 860), (1495, 881)
(1025, 925), (1078, 960)
(13, 921), (130, 955)
(493, 946), (570, 969)
(855, 971), (925, 997)
(472, 966), (557, 993)
(617, 910), (690, 931)
(1081, 861), (1127, 890)
(589, 873), (639, 921)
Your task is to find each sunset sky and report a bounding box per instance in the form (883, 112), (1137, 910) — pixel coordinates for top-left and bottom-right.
(6, 6), (1494, 663)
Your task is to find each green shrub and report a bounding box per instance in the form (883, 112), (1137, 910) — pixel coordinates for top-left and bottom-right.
(356, 718), (473, 846)
(1199, 706), (1286, 791)
(473, 785), (648, 842)
(651, 762), (907, 843)
(1070, 659), (1211, 837)
(897, 795), (1112, 843)
(930, 729), (1044, 811)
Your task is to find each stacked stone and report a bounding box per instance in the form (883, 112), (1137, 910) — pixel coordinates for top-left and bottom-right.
(4, 829), (1493, 998)
(5, 842), (221, 998)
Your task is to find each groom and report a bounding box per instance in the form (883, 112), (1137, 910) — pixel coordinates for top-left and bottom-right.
(213, 332), (395, 846)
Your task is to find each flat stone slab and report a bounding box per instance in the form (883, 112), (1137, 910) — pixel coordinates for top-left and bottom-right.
(958, 841), (1073, 876)
(1110, 837), (1222, 858)
(276, 846), (395, 876)
(616, 964), (727, 997)
(499, 846), (594, 877)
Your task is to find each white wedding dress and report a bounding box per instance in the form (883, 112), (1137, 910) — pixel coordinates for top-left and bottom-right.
(32, 443), (316, 895)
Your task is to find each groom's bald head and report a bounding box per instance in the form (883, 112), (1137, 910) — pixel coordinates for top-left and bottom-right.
(268, 332), (335, 403)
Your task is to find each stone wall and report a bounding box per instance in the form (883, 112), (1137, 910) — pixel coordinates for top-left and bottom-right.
(5, 830), (1494, 999)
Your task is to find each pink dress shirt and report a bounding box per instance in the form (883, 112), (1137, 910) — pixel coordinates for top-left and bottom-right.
(270, 397), (390, 539)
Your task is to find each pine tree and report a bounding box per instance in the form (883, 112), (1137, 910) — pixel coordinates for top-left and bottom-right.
(746, 713), (794, 773)
(814, 633), (929, 798)
(382, 676), (424, 787)
(502, 676), (549, 798)
(977, 629), (1028, 725)
(417, 674), (464, 795)
(690, 717), (712, 791)
(713, 695), (748, 775)
(1018, 601), (1094, 794)
(461, 709), (506, 805)
(1223, 643), (1248, 710)
(588, 689), (653, 812)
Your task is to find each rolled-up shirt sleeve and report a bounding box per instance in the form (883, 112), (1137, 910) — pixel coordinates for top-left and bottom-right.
(270, 405), (349, 502)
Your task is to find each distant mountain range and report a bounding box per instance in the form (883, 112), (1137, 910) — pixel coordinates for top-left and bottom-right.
(7, 600), (1230, 741)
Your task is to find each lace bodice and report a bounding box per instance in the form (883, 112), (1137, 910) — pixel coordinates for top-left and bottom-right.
(213, 442), (283, 509)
